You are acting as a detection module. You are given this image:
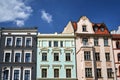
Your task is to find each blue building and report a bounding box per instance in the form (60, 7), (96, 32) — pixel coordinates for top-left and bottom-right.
(37, 33), (77, 80)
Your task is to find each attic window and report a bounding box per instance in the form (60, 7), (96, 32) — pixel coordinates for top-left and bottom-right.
(82, 25), (87, 32)
(100, 27), (104, 32)
(94, 26), (98, 32)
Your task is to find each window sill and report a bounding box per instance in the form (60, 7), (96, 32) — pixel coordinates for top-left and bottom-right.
(41, 61), (49, 62)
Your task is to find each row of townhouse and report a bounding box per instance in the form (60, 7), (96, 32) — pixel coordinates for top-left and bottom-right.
(0, 16), (120, 80)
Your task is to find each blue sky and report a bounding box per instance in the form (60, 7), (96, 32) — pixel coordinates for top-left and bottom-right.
(0, 0), (120, 33)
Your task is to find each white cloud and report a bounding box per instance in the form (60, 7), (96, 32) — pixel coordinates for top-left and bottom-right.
(111, 26), (120, 34)
(15, 20), (24, 27)
(41, 10), (52, 23)
(0, 0), (33, 26)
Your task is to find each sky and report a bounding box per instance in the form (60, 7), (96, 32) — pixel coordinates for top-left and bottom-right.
(0, 0), (120, 33)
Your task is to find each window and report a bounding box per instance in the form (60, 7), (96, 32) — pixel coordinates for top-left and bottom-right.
(116, 41), (120, 48)
(54, 53), (59, 61)
(94, 38), (98, 46)
(96, 69), (102, 78)
(24, 70), (30, 80)
(15, 53), (21, 62)
(94, 26), (98, 32)
(66, 69), (71, 78)
(54, 41), (58, 47)
(6, 37), (12, 46)
(3, 70), (9, 80)
(82, 38), (88, 45)
(66, 53), (71, 61)
(105, 53), (110, 61)
(82, 25), (87, 32)
(85, 68), (92, 78)
(95, 53), (100, 61)
(100, 27), (104, 31)
(25, 53), (31, 62)
(42, 53), (47, 61)
(25, 37), (32, 47)
(16, 37), (22, 47)
(13, 70), (20, 80)
(107, 68), (112, 78)
(49, 41), (51, 47)
(60, 41), (63, 47)
(4, 53), (10, 62)
(42, 69), (47, 78)
(84, 51), (91, 60)
(54, 69), (59, 78)
(118, 53), (120, 61)
(104, 38), (108, 46)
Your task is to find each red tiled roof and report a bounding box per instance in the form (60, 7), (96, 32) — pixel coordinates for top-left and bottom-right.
(92, 23), (110, 35)
(112, 34), (120, 39)
(72, 22), (77, 32)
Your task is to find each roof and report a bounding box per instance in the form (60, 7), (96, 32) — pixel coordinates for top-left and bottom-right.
(71, 22), (77, 32)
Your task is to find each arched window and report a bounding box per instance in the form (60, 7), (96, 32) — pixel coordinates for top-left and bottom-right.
(116, 41), (120, 48)
(118, 53), (120, 61)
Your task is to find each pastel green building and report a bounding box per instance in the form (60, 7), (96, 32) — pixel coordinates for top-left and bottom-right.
(37, 33), (77, 80)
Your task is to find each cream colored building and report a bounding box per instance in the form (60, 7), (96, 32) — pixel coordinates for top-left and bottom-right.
(63, 16), (116, 80)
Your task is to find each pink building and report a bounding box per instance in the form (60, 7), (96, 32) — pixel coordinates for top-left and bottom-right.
(63, 16), (116, 80)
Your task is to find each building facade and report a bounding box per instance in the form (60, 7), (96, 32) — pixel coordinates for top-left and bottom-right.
(37, 33), (77, 80)
(63, 16), (116, 80)
(111, 34), (120, 80)
(0, 28), (37, 80)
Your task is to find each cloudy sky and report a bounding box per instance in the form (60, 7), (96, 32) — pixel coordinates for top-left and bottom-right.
(0, 0), (120, 33)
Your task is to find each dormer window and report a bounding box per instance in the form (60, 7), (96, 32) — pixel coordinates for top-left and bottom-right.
(94, 26), (98, 32)
(100, 27), (104, 32)
(82, 25), (87, 32)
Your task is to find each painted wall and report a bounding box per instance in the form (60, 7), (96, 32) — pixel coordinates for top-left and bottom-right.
(37, 33), (77, 80)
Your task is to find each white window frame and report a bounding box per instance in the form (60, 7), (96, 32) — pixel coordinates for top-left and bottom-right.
(15, 37), (22, 46)
(12, 68), (21, 80)
(24, 51), (32, 62)
(5, 37), (13, 46)
(2, 67), (10, 80)
(23, 68), (31, 80)
(14, 51), (22, 62)
(3, 51), (12, 62)
(25, 37), (32, 47)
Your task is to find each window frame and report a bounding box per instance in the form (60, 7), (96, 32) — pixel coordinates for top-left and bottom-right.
(107, 68), (113, 78)
(84, 51), (91, 61)
(12, 68), (21, 80)
(42, 53), (47, 61)
(54, 41), (58, 47)
(14, 51), (22, 62)
(94, 38), (99, 46)
(54, 69), (59, 78)
(5, 37), (13, 46)
(54, 53), (59, 61)
(66, 69), (71, 78)
(48, 41), (52, 47)
(118, 53), (120, 61)
(23, 68), (31, 80)
(96, 68), (102, 78)
(65, 53), (71, 61)
(25, 37), (32, 47)
(82, 25), (87, 32)
(24, 51), (32, 63)
(15, 37), (22, 47)
(105, 53), (110, 61)
(4, 51), (12, 62)
(41, 68), (47, 78)
(104, 37), (108, 46)
(2, 67), (10, 80)
(95, 53), (100, 61)
(82, 38), (88, 45)
(85, 68), (92, 78)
